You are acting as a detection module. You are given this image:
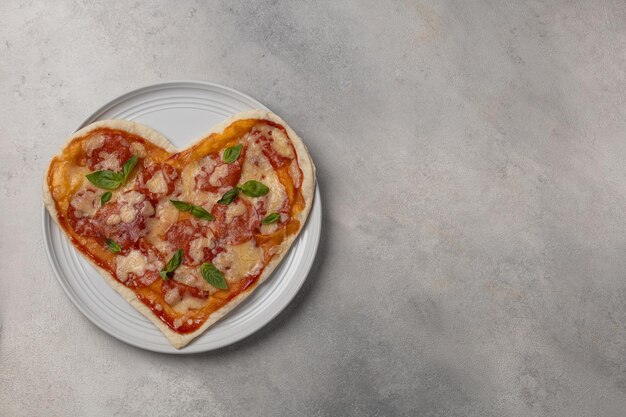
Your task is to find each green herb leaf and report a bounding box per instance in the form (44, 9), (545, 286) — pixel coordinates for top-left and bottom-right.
(160, 249), (183, 280)
(222, 143), (243, 164)
(238, 180), (269, 197)
(86, 156), (138, 190)
(121, 155), (138, 183)
(217, 188), (239, 205)
(170, 200), (193, 212)
(170, 200), (214, 221)
(106, 238), (121, 253)
(200, 263), (228, 290)
(262, 212), (281, 225)
(86, 170), (123, 190)
(190, 205), (214, 221)
(100, 191), (112, 206)
(165, 249), (184, 272)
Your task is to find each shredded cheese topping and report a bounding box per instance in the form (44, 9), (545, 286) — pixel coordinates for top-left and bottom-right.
(70, 190), (99, 218)
(146, 171), (168, 194)
(115, 250), (148, 283)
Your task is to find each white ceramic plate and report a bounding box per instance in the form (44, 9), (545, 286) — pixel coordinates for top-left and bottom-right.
(42, 81), (321, 354)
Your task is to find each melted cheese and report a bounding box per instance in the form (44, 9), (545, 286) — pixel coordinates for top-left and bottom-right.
(212, 252), (232, 274)
(239, 139), (288, 234)
(174, 266), (218, 294)
(70, 190), (99, 218)
(154, 240), (176, 257)
(140, 201), (155, 217)
(146, 200), (179, 245)
(213, 240), (263, 283)
(130, 142), (147, 158)
(230, 240), (264, 280)
(115, 250), (148, 283)
(173, 294), (206, 312)
(179, 162), (220, 209)
(118, 191), (146, 223)
(119, 204), (136, 223)
(106, 214), (122, 226)
(264, 177), (287, 214)
(225, 201), (246, 223)
(164, 287), (181, 305)
(82, 134), (105, 155)
(97, 151), (121, 171)
(194, 192), (220, 211)
(271, 129), (295, 158)
(239, 141), (267, 183)
(173, 266), (198, 287)
(259, 179), (287, 235)
(188, 236), (214, 264)
(240, 139), (286, 209)
(209, 163), (229, 187)
(119, 191), (145, 205)
(260, 222), (279, 235)
(289, 159), (302, 188)
(146, 171), (168, 194)
(181, 161), (201, 196)
(200, 156), (217, 174)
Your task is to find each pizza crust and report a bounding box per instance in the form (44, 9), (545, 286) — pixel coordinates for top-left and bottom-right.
(43, 112), (316, 349)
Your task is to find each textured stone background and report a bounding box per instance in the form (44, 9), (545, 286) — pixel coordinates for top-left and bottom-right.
(2, 1), (626, 416)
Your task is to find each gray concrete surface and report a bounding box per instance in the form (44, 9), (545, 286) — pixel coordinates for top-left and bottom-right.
(1, 1), (626, 416)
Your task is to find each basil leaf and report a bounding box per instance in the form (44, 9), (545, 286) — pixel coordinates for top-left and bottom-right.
(86, 156), (136, 190)
(200, 263), (228, 290)
(191, 205), (214, 221)
(238, 180), (269, 197)
(170, 200), (214, 221)
(160, 249), (183, 279)
(262, 212), (281, 225)
(106, 238), (121, 253)
(165, 249), (183, 273)
(217, 188), (239, 205)
(222, 143), (243, 164)
(86, 170), (123, 190)
(100, 192), (112, 206)
(121, 155), (138, 184)
(170, 200), (193, 212)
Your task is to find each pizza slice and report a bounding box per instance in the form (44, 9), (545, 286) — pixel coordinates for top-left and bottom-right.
(43, 110), (316, 348)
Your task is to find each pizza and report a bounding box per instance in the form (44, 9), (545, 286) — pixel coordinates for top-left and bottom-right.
(43, 110), (315, 348)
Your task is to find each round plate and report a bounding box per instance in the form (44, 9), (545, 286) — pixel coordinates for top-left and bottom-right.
(42, 81), (322, 354)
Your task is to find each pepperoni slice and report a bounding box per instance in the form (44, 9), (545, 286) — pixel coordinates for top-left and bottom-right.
(249, 126), (291, 169)
(125, 241), (161, 288)
(67, 207), (100, 238)
(135, 163), (179, 202)
(164, 219), (213, 265)
(66, 189), (102, 238)
(253, 196), (291, 227)
(93, 204), (146, 251)
(165, 219), (203, 248)
(194, 153), (243, 193)
(86, 132), (133, 171)
(210, 199), (259, 245)
(161, 279), (209, 301)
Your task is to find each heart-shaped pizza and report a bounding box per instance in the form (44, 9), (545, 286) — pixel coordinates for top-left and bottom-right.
(43, 110), (315, 348)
